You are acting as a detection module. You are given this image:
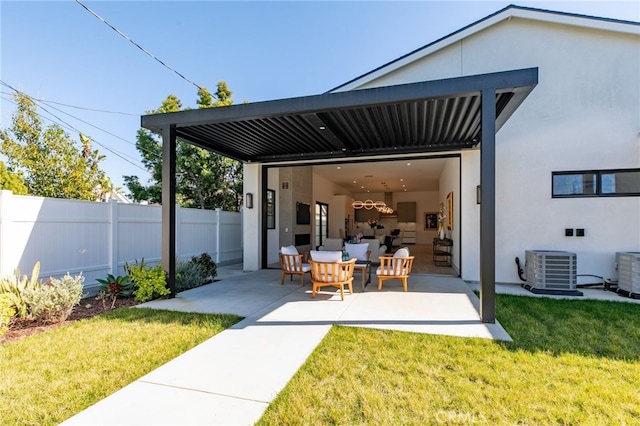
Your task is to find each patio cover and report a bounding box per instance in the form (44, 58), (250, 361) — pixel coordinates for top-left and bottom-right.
(141, 67), (538, 323)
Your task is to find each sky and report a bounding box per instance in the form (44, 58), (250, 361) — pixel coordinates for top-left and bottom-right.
(1, 0), (638, 195)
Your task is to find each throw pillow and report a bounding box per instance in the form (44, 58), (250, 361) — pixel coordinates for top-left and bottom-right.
(345, 242), (369, 261)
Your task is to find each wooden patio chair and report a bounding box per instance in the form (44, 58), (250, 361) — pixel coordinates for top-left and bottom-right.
(309, 258), (356, 301)
(280, 246), (311, 286)
(376, 247), (414, 292)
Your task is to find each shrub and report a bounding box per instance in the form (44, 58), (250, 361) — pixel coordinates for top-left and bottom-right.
(24, 273), (84, 323)
(126, 260), (169, 302)
(96, 274), (134, 310)
(175, 260), (208, 293)
(0, 293), (16, 336)
(190, 253), (217, 281)
(0, 262), (41, 318)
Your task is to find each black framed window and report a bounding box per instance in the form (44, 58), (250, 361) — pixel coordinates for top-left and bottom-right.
(552, 169), (640, 198)
(266, 189), (275, 229)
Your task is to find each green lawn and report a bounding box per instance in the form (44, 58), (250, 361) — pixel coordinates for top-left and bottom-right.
(258, 295), (640, 425)
(0, 308), (242, 426)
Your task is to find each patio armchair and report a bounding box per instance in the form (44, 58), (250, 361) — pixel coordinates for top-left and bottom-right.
(280, 245), (311, 286)
(376, 247), (414, 292)
(309, 250), (356, 301)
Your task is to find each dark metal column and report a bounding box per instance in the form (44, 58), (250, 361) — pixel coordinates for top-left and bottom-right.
(261, 165), (268, 269)
(162, 125), (177, 297)
(480, 88), (496, 323)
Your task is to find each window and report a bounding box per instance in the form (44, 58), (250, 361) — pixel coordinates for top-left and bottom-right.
(266, 189), (275, 229)
(552, 169), (640, 198)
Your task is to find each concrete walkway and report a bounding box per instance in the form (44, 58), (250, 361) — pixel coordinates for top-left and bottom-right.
(63, 267), (511, 425)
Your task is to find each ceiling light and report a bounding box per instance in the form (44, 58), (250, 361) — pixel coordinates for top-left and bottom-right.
(407, 162), (411, 166)
(353, 180), (357, 183)
(400, 178), (404, 182)
(319, 126), (326, 130)
(352, 199), (393, 214)
(337, 166), (341, 169)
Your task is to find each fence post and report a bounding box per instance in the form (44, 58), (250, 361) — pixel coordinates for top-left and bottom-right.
(0, 190), (13, 276)
(109, 199), (118, 275)
(215, 208), (221, 263)
(175, 203), (181, 261)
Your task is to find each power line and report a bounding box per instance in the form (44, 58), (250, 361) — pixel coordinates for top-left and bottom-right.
(75, 0), (202, 91)
(0, 87), (147, 173)
(2, 94), (145, 172)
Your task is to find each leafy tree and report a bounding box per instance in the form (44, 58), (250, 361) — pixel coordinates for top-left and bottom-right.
(0, 93), (109, 200)
(125, 81), (243, 211)
(0, 161), (28, 194)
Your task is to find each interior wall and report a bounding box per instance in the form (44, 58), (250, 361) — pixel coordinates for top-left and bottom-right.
(438, 157), (461, 272)
(267, 168), (280, 265)
(279, 166), (313, 254)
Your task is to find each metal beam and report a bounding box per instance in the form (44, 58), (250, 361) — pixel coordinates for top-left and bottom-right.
(480, 88), (496, 323)
(141, 68), (538, 131)
(162, 125), (177, 297)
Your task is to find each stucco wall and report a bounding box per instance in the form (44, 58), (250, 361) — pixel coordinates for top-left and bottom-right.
(357, 17), (640, 283)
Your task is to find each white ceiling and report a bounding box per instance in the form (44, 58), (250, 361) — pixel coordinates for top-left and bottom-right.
(312, 158), (448, 194)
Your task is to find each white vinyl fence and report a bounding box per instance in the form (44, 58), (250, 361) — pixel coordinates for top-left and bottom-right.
(0, 190), (242, 294)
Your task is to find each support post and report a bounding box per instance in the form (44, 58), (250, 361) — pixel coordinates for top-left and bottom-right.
(162, 125), (177, 297)
(480, 88), (496, 323)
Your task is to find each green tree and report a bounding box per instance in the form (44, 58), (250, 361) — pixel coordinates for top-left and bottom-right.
(0, 93), (109, 200)
(125, 81), (243, 211)
(0, 161), (28, 194)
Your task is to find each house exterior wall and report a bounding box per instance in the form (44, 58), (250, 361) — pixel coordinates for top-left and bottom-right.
(355, 17), (640, 283)
(243, 163), (262, 271)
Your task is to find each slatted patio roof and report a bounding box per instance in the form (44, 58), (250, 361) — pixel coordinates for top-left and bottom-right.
(141, 68), (537, 163)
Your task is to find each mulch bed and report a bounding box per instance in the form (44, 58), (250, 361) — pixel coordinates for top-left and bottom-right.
(1, 297), (140, 345)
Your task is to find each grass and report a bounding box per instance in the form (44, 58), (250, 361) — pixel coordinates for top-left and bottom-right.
(257, 295), (640, 425)
(0, 308), (242, 426)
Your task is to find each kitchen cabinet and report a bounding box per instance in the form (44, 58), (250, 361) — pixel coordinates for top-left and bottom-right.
(396, 202), (416, 222)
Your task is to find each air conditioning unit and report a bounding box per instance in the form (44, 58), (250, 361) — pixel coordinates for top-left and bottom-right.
(524, 250), (581, 295)
(616, 252), (640, 299)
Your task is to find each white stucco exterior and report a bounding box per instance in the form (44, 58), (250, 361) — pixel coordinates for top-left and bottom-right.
(245, 6), (640, 284)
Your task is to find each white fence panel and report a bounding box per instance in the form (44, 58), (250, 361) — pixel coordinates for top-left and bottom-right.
(219, 210), (243, 264)
(178, 207), (218, 260)
(115, 203), (162, 275)
(0, 191), (242, 295)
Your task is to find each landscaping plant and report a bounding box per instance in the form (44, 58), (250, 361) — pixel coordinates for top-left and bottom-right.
(0, 262), (41, 318)
(190, 252), (217, 281)
(23, 273), (84, 323)
(96, 274), (134, 310)
(0, 294), (16, 336)
(175, 260), (208, 293)
(126, 259), (169, 302)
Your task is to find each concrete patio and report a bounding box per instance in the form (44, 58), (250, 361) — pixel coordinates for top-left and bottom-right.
(62, 267), (510, 425)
